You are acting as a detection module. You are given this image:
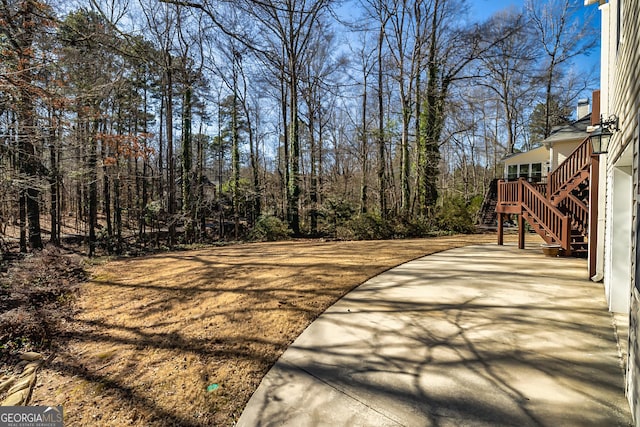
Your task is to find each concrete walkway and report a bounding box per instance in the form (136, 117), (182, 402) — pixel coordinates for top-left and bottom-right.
(237, 244), (631, 427)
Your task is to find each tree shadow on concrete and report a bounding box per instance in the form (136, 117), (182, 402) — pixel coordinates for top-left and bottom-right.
(239, 246), (630, 427)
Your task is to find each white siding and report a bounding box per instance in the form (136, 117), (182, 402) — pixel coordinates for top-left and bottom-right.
(600, 0), (640, 422)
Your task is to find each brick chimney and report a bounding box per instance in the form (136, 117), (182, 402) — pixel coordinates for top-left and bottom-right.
(591, 90), (601, 126)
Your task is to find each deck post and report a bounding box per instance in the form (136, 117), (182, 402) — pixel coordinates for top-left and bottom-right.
(589, 155), (599, 277)
(563, 216), (572, 257)
(518, 213), (525, 249)
(517, 178), (525, 249)
(498, 213), (504, 246)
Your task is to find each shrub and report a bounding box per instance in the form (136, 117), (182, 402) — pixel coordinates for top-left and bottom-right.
(391, 216), (436, 238)
(468, 194), (484, 224)
(437, 196), (476, 233)
(336, 213), (438, 240)
(335, 225), (355, 240)
(344, 213), (393, 240)
(97, 227), (123, 254)
(319, 198), (356, 237)
(249, 216), (291, 241)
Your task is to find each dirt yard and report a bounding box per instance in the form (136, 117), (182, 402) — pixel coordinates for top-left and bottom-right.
(29, 234), (511, 426)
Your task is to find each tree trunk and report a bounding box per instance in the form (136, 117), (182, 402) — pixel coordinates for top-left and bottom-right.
(88, 121), (98, 256)
(15, 0), (43, 251)
(197, 122), (205, 240)
(280, 65), (289, 224)
(377, 24), (387, 218)
(400, 95), (410, 217)
(360, 77), (368, 214)
(166, 63), (176, 247)
(307, 86), (318, 234)
(544, 64), (555, 139)
(244, 99), (260, 225)
(288, 72), (301, 235)
(418, 0), (443, 217)
(141, 85), (150, 242)
(49, 123), (60, 245)
(158, 93), (164, 203)
(19, 191), (26, 253)
(232, 81), (240, 240)
(102, 138), (112, 238)
(114, 173), (122, 242)
(182, 84), (193, 242)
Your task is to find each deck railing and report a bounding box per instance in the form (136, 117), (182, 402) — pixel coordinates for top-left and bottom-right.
(559, 193), (589, 235)
(497, 178), (571, 252)
(548, 136), (592, 200)
(496, 136), (592, 255)
(497, 180), (520, 211)
(521, 179), (571, 250)
(533, 182), (547, 197)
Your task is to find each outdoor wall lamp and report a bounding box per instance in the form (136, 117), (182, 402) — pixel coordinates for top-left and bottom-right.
(589, 114), (619, 155)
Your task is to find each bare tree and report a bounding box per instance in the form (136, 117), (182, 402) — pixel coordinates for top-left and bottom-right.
(477, 10), (537, 153)
(526, 0), (598, 138)
(300, 24), (345, 232)
(383, 0), (427, 216)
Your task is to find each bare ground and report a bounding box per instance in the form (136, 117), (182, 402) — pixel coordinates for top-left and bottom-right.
(27, 234), (512, 426)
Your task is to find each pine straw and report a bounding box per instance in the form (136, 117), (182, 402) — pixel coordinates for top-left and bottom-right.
(0, 245), (85, 367)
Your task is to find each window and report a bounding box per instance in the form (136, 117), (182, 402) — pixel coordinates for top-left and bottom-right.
(519, 164), (529, 179)
(507, 165), (518, 180)
(531, 163), (543, 182)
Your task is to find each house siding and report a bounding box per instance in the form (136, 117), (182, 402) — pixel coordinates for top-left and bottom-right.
(632, 137), (639, 422)
(630, 113), (640, 422)
(502, 146), (548, 169)
(550, 139), (585, 170)
(606, 0), (640, 422)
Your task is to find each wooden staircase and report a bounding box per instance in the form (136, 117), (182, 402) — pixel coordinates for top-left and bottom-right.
(496, 136), (593, 257)
(476, 179), (499, 229)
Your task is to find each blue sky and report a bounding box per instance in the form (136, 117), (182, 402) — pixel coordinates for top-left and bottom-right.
(337, 0), (600, 82)
(473, 0), (601, 85)
(469, 0), (524, 21)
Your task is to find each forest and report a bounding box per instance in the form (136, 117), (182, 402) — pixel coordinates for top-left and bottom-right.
(0, 0), (598, 256)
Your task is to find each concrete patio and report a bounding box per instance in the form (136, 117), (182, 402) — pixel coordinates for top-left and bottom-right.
(237, 243), (631, 427)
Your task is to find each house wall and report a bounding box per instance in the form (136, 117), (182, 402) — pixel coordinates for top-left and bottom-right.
(502, 138), (584, 181)
(549, 139), (584, 170)
(605, 162), (632, 313)
(503, 147), (548, 168)
(630, 109), (640, 424)
(502, 146), (548, 180)
(599, 0), (640, 421)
